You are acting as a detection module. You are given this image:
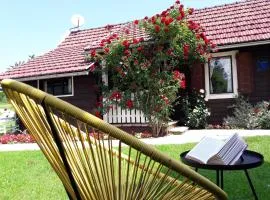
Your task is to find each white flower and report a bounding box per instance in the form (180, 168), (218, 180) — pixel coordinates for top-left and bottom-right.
(199, 89), (205, 94)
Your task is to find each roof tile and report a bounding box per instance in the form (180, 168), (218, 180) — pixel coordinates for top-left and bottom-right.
(1, 0), (270, 79)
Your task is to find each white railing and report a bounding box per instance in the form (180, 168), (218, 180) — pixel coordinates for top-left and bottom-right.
(104, 105), (148, 124)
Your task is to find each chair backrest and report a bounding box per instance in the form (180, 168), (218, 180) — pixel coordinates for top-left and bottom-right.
(1, 79), (227, 200)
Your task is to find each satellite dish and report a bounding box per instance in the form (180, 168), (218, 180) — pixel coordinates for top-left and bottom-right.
(71, 14), (85, 27)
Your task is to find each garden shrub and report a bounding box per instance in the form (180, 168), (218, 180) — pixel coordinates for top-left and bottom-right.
(175, 89), (210, 129)
(224, 96), (270, 129)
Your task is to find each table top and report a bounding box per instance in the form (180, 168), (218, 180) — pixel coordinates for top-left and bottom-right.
(180, 150), (264, 170)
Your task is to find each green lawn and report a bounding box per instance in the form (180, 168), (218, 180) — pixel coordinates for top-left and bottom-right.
(0, 136), (269, 200)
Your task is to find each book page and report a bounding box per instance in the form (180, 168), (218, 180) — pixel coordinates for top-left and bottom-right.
(186, 137), (224, 164)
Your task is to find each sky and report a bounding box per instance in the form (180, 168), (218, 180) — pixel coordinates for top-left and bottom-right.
(0, 0), (239, 73)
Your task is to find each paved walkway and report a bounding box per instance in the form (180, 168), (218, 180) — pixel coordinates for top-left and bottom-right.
(0, 129), (270, 152)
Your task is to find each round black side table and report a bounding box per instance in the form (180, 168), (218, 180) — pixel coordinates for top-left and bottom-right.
(180, 150), (263, 200)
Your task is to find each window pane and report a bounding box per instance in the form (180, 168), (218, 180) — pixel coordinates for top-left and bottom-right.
(45, 77), (72, 96)
(209, 56), (233, 94)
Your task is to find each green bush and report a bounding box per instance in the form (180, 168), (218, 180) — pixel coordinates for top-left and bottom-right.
(176, 89), (210, 129)
(224, 96), (270, 129)
(0, 92), (7, 103)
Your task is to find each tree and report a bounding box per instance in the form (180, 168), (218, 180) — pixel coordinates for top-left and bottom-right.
(9, 54), (35, 69)
(87, 1), (215, 136)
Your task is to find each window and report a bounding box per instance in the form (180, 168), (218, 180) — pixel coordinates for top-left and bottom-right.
(44, 77), (73, 97)
(205, 51), (238, 99)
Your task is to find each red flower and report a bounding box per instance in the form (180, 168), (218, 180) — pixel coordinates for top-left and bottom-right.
(89, 63), (96, 72)
(161, 11), (167, 17)
(167, 48), (173, 56)
(134, 19), (139, 25)
(144, 16), (148, 20)
(125, 29), (130, 34)
(151, 16), (156, 24)
(188, 8), (194, 15)
(183, 44), (190, 56)
(90, 50), (96, 57)
(175, 0), (180, 4)
(122, 40), (130, 48)
(133, 38), (139, 44)
(155, 25), (161, 33)
(161, 95), (169, 105)
(139, 37), (144, 42)
(137, 46), (143, 51)
(173, 70), (181, 80)
(165, 17), (173, 26)
(180, 79), (186, 89)
(104, 47), (110, 53)
(126, 99), (134, 109)
(164, 27), (169, 32)
(110, 91), (122, 100)
(176, 15), (183, 21)
(124, 49), (130, 56)
(95, 111), (102, 118)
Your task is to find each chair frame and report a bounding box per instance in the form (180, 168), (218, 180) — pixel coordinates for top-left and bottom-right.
(1, 79), (228, 200)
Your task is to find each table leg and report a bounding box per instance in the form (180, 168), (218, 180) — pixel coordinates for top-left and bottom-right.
(244, 169), (258, 200)
(216, 170), (220, 187)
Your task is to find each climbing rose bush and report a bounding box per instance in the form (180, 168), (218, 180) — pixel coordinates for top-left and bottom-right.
(87, 1), (215, 136)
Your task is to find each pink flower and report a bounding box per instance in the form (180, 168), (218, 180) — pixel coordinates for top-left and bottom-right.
(180, 79), (186, 89)
(173, 70), (181, 80)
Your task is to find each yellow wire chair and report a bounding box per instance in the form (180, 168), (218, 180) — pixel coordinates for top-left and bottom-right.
(1, 79), (227, 200)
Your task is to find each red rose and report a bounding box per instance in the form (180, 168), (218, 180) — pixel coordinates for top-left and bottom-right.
(183, 44), (190, 56)
(144, 16), (148, 20)
(139, 37), (144, 42)
(104, 47), (109, 53)
(90, 49), (96, 57)
(151, 16), (156, 24)
(89, 63), (96, 72)
(173, 70), (181, 80)
(124, 49), (130, 56)
(122, 40), (130, 48)
(155, 25), (161, 32)
(188, 8), (194, 15)
(175, 0), (180, 4)
(110, 91), (122, 100)
(125, 29), (130, 34)
(133, 38), (139, 44)
(180, 79), (186, 89)
(137, 46), (143, 51)
(95, 111), (101, 118)
(134, 19), (139, 25)
(126, 99), (134, 109)
(164, 27), (169, 32)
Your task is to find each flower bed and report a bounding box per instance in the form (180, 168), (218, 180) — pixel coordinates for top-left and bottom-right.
(0, 134), (35, 144)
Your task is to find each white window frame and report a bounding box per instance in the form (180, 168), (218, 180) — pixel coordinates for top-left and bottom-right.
(204, 50), (238, 100)
(43, 76), (74, 97)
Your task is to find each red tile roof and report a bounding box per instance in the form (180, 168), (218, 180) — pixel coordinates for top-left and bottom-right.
(2, 0), (270, 79)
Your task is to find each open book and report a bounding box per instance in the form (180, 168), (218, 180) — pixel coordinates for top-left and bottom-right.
(185, 133), (247, 165)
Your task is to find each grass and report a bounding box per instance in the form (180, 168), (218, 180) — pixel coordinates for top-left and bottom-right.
(0, 136), (270, 200)
(0, 103), (13, 110)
